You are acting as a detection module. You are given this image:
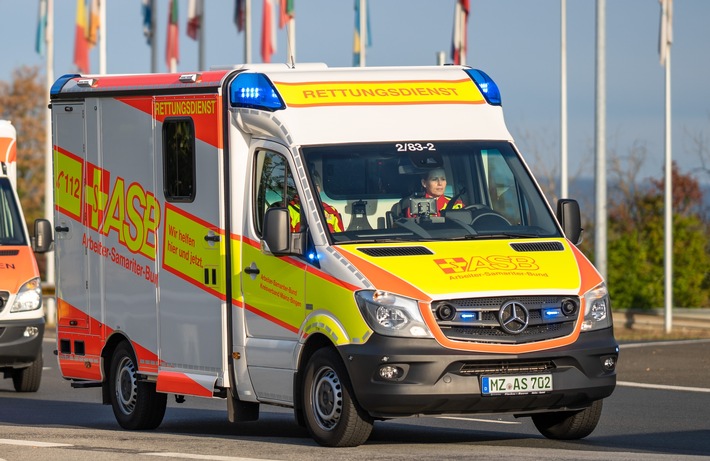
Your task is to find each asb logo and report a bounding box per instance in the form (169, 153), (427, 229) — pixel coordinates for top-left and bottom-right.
(433, 255), (539, 274)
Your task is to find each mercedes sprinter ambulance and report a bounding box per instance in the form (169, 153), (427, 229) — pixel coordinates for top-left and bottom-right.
(48, 64), (617, 446)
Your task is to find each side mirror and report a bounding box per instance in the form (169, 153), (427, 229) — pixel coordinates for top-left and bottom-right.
(556, 199), (583, 245)
(32, 218), (54, 253)
(263, 207), (290, 254)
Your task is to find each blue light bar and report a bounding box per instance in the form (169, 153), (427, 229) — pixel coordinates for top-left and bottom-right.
(229, 72), (284, 111)
(464, 68), (502, 106)
(460, 312), (477, 321)
(50, 74), (81, 96)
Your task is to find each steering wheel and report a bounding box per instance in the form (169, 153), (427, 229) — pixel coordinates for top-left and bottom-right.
(465, 204), (511, 229)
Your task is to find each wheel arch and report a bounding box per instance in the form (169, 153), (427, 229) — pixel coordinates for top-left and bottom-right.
(293, 332), (336, 424)
(100, 332), (132, 405)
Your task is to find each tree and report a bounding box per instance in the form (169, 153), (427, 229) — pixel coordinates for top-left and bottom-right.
(0, 66), (46, 224)
(607, 160), (710, 309)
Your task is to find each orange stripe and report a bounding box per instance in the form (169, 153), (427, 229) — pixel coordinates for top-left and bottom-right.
(333, 247), (430, 301)
(570, 244), (604, 295)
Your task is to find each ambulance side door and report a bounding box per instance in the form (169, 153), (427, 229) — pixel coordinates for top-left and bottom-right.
(158, 112), (225, 376)
(241, 145), (305, 404)
(52, 103), (90, 335)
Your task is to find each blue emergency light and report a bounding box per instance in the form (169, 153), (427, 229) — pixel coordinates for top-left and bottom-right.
(229, 72), (285, 111)
(465, 68), (502, 106)
(543, 308), (563, 320)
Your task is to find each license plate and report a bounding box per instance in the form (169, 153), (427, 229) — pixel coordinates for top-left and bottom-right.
(481, 374), (553, 395)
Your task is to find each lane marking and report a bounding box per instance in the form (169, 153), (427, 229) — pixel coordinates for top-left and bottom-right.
(144, 454), (281, 461)
(0, 438), (73, 448)
(619, 338), (710, 349)
(435, 416), (521, 425)
(617, 380), (710, 393)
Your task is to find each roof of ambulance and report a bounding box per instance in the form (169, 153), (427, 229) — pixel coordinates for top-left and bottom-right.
(50, 63), (513, 145)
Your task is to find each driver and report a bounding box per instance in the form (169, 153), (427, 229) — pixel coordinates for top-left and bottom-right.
(406, 168), (464, 217)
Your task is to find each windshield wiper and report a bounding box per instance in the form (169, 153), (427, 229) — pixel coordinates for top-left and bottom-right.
(334, 238), (409, 245)
(464, 230), (544, 239)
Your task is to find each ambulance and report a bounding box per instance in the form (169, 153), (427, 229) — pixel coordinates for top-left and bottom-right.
(0, 120), (52, 392)
(49, 64), (617, 447)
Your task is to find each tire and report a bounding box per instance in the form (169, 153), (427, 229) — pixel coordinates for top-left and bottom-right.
(302, 348), (373, 447)
(12, 353), (42, 392)
(109, 341), (167, 430)
(532, 399), (603, 440)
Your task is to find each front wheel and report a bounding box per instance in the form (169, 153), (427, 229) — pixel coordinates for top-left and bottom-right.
(109, 341), (167, 430)
(12, 352), (42, 392)
(302, 348), (373, 447)
(532, 399), (603, 440)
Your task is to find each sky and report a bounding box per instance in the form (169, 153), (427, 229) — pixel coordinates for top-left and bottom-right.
(1, 0), (709, 187)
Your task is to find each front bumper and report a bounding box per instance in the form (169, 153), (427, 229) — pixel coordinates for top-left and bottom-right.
(340, 328), (617, 418)
(0, 317), (45, 368)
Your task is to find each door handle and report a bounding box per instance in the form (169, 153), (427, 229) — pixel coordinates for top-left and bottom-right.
(204, 234), (220, 243)
(55, 225), (69, 233)
(244, 266), (260, 275)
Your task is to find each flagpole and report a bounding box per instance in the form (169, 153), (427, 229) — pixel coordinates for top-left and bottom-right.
(359, 0), (366, 67)
(245, 0), (251, 63)
(594, 0), (607, 279)
(44, 0), (55, 293)
(662, 1), (673, 333)
(459, 2), (466, 66)
(99, 0), (106, 73)
(560, 0), (568, 198)
(199, 3), (205, 70)
(151, 0), (157, 72)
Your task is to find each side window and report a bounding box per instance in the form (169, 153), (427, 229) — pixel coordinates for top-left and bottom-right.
(254, 149), (297, 235)
(482, 149), (523, 225)
(163, 118), (195, 202)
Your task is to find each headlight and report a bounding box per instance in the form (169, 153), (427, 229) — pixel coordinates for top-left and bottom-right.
(355, 290), (431, 338)
(581, 282), (612, 332)
(10, 277), (43, 313)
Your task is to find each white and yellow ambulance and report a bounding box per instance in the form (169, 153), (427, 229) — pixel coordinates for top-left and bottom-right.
(0, 120), (52, 392)
(49, 64), (617, 446)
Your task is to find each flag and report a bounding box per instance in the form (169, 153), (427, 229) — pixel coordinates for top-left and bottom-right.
(87, 0), (100, 46)
(279, 0), (294, 29)
(74, 0), (90, 73)
(261, 0), (276, 62)
(234, 0), (245, 33)
(659, 0), (673, 66)
(166, 0), (180, 70)
(187, 0), (203, 40)
(142, 0), (154, 44)
(353, 0), (371, 66)
(35, 0), (48, 56)
(451, 0), (469, 65)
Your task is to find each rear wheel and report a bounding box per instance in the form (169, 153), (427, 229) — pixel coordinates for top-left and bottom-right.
(532, 399), (603, 440)
(302, 348), (373, 447)
(12, 352), (42, 392)
(109, 341), (167, 430)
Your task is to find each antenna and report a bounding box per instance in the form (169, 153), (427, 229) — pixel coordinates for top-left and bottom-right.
(286, 18), (296, 68)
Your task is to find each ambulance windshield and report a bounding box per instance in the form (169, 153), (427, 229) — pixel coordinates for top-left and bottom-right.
(302, 141), (562, 243)
(0, 177), (27, 246)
